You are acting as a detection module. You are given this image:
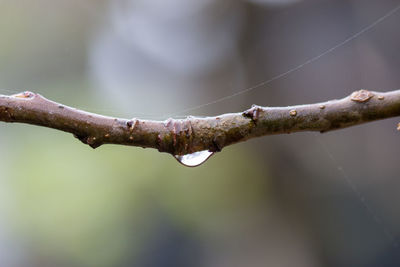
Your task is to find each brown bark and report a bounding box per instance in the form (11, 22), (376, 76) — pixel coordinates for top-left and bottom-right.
(1, 89), (399, 156)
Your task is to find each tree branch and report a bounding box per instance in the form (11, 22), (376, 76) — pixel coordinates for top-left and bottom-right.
(1, 89), (400, 156)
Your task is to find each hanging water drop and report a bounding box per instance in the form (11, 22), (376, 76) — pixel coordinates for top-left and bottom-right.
(175, 150), (214, 167)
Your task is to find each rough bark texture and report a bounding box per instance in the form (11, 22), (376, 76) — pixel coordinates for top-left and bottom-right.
(1, 89), (399, 156)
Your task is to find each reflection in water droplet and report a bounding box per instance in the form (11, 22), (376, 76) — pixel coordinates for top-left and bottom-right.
(175, 150), (214, 167)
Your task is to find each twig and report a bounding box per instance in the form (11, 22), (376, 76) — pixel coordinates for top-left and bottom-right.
(1, 89), (399, 156)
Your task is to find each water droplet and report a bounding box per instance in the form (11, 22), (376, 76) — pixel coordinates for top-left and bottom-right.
(175, 150), (214, 167)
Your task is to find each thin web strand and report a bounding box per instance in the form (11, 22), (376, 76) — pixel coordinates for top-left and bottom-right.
(316, 135), (398, 248)
(0, 89), (164, 119)
(165, 3), (400, 118)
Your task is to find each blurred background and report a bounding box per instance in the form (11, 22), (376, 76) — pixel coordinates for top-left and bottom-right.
(1, 0), (400, 266)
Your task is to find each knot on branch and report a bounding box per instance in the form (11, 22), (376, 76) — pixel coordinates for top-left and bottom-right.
(243, 105), (263, 124)
(157, 118), (194, 155)
(12, 91), (36, 99)
(126, 118), (139, 132)
(74, 134), (102, 149)
(126, 118), (139, 141)
(351, 89), (374, 103)
(0, 107), (13, 122)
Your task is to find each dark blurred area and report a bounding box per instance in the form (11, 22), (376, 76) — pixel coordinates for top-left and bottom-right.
(1, 0), (400, 266)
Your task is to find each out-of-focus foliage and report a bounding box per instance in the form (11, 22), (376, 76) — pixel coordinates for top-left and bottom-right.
(4, 125), (267, 266)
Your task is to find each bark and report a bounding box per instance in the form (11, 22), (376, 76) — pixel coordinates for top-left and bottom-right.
(1, 89), (399, 156)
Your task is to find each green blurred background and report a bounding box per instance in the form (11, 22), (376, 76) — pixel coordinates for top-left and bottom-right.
(1, 0), (400, 266)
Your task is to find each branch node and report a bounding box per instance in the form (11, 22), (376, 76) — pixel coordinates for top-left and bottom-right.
(12, 91), (36, 99)
(127, 118), (139, 132)
(164, 118), (173, 128)
(210, 136), (224, 152)
(243, 105), (262, 124)
(0, 107), (13, 121)
(351, 89), (374, 103)
(73, 134), (102, 149)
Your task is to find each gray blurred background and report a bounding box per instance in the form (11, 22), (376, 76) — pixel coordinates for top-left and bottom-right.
(1, 0), (400, 266)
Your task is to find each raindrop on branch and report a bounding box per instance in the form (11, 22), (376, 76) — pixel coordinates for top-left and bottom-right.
(175, 150), (214, 167)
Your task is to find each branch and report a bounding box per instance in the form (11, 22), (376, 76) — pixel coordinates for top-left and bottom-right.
(1, 89), (400, 156)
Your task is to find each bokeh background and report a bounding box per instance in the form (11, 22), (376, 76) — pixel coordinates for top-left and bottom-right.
(1, 0), (400, 266)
